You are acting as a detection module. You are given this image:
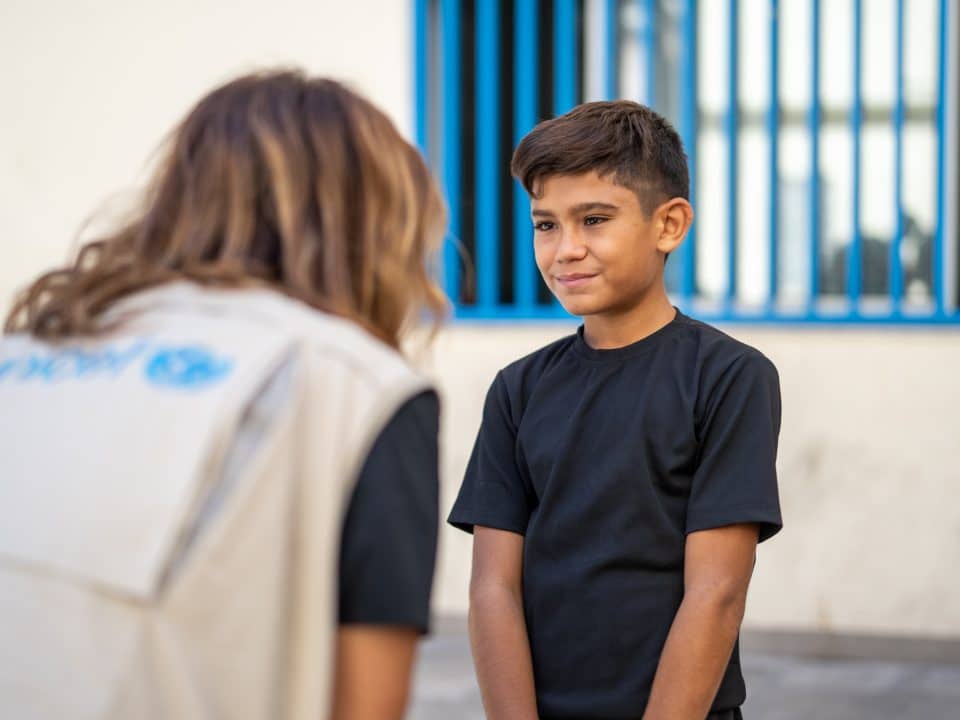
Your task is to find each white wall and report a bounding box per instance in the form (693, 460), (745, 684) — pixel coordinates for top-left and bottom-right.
(425, 324), (960, 639)
(0, 0), (412, 317)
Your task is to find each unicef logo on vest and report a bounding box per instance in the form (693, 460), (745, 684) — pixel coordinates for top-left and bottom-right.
(0, 340), (234, 390)
(144, 346), (233, 389)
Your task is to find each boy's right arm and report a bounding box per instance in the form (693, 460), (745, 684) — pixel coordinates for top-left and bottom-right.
(469, 526), (539, 720)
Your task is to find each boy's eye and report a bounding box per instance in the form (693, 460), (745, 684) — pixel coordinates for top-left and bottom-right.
(584, 216), (607, 226)
(534, 221), (555, 232)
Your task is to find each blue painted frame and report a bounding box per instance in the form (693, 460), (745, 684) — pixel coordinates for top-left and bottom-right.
(678, 0), (697, 301)
(475, 0), (500, 311)
(726, 0), (738, 306)
(768, 0), (780, 310)
(513, 0), (539, 313)
(848, 0), (862, 305)
(440, 0), (461, 304)
(808, 0), (821, 309)
(891, 0), (905, 311)
(933, 0), (948, 316)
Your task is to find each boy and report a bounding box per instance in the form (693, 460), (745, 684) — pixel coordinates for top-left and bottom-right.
(448, 101), (782, 720)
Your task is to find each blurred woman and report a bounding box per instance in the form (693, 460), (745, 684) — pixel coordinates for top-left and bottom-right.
(0, 70), (446, 720)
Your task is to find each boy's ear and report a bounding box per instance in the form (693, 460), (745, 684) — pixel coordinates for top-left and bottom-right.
(654, 198), (694, 255)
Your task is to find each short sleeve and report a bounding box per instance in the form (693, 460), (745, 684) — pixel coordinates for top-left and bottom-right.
(687, 352), (783, 543)
(447, 372), (534, 536)
(338, 390), (439, 633)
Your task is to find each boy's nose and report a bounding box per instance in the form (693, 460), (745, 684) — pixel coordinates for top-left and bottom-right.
(555, 230), (588, 263)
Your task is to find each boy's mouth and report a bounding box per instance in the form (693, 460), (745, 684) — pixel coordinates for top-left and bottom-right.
(555, 272), (598, 289)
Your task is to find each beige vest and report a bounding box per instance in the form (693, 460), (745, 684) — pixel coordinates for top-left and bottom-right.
(0, 282), (432, 719)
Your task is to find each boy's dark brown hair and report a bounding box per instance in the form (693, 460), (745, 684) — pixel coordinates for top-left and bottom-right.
(511, 100), (689, 216)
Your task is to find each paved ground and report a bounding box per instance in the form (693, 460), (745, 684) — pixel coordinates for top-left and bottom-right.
(409, 624), (960, 719)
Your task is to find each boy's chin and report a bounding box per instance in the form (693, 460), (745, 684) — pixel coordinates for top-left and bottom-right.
(555, 296), (604, 317)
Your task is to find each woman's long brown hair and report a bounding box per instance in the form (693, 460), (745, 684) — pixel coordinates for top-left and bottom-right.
(4, 70), (447, 349)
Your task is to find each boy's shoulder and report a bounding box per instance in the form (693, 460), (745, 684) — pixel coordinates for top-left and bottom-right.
(497, 330), (579, 388)
(675, 311), (772, 357)
(673, 312), (779, 388)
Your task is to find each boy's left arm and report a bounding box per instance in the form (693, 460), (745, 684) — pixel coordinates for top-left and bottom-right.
(642, 522), (758, 720)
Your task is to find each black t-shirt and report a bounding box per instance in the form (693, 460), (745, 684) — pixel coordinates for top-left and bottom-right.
(338, 390), (439, 633)
(448, 311), (782, 718)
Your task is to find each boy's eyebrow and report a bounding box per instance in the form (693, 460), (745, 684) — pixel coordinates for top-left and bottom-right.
(531, 202), (619, 218)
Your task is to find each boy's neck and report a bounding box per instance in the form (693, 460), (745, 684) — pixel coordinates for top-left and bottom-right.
(581, 292), (677, 350)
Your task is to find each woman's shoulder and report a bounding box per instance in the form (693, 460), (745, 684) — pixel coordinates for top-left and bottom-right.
(131, 281), (425, 386)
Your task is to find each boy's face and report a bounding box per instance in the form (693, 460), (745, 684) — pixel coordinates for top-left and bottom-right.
(530, 171), (687, 318)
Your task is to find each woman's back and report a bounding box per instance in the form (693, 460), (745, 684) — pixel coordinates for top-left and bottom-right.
(0, 281), (432, 719)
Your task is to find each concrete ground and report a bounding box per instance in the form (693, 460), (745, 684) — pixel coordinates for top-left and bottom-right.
(408, 622), (960, 720)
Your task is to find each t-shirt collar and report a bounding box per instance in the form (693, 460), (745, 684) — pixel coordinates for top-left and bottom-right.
(573, 308), (684, 363)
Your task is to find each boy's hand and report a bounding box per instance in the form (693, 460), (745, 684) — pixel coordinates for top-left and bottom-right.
(642, 523), (759, 720)
(468, 526), (540, 720)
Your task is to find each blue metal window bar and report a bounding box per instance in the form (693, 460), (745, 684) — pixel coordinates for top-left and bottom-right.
(415, 0), (958, 324)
